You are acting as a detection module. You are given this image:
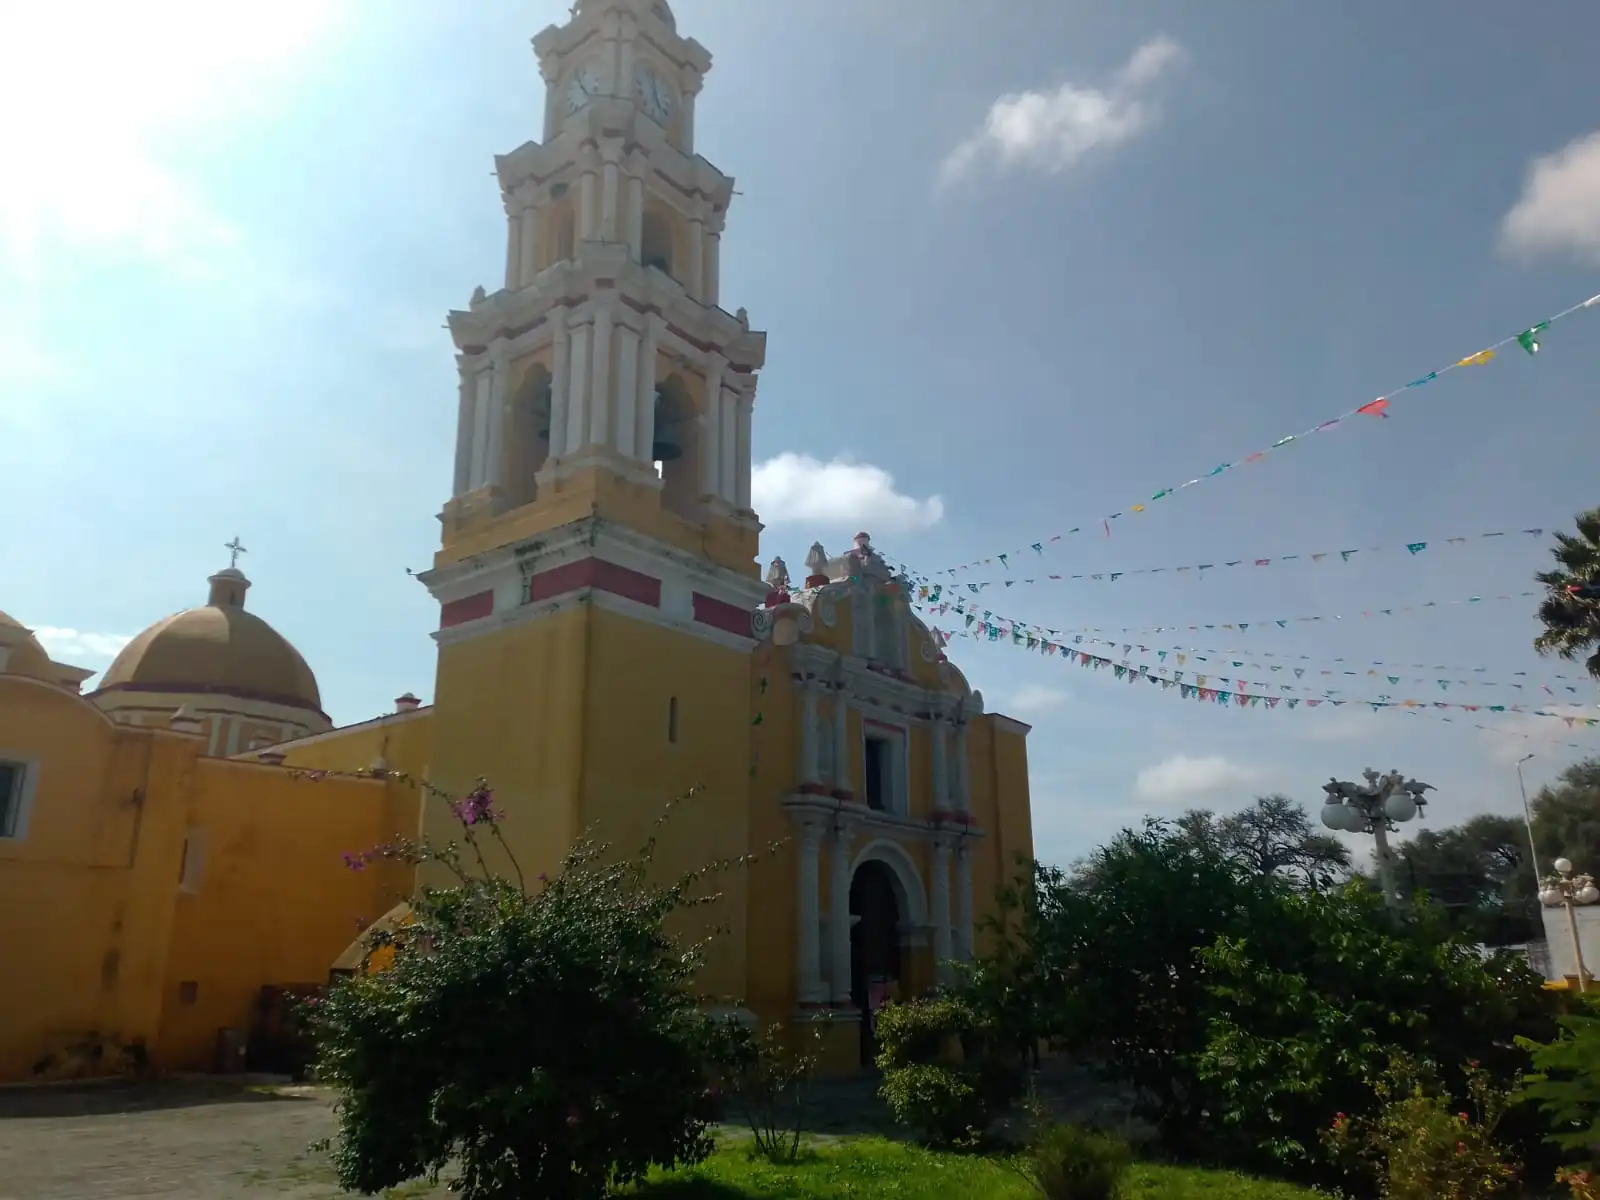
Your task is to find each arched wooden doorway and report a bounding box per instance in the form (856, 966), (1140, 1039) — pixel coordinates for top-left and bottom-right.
(849, 859), (902, 1068)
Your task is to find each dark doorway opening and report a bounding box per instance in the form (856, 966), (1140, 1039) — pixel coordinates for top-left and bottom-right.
(849, 860), (902, 1068)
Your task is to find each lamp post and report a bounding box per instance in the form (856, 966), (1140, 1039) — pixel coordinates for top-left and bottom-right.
(1540, 858), (1600, 993)
(1320, 768), (1435, 909)
(1517, 753), (1542, 888)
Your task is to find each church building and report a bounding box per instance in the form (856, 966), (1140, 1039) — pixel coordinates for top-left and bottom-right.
(0, 0), (1032, 1081)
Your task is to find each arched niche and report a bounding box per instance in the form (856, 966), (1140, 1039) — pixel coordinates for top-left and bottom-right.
(503, 362), (553, 509)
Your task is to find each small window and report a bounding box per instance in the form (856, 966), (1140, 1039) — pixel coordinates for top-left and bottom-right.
(863, 731), (903, 813)
(0, 760), (27, 838)
(667, 696), (679, 744)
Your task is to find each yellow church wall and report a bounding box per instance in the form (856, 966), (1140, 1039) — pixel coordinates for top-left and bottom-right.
(743, 644), (801, 1023)
(575, 607), (756, 1008)
(964, 715), (1036, 958)
(423, 605), (590, 889)
(0, 680), (195, 1079)
(275, 708), (434, 783)
(154, 760), (410, 1071)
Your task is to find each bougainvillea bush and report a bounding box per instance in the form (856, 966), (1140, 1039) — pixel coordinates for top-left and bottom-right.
(309, 780), (749, 1199)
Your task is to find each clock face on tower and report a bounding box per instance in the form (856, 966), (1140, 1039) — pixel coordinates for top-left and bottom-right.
(565, 65), (601, 114)
(634, 64), (675, 124)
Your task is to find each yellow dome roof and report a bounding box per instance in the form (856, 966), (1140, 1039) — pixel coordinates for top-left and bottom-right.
(0, 610), (57, 683)
(94, 568), (323, 713)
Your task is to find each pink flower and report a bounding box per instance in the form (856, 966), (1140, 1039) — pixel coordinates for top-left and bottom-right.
(342, 852), (368, 871)
(449, 787), (499, 826)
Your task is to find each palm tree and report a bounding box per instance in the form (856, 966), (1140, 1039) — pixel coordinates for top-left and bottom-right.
(1534, 507), (1600, 679)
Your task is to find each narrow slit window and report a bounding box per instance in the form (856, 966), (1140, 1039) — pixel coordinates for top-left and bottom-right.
(667, 696), (679, 744)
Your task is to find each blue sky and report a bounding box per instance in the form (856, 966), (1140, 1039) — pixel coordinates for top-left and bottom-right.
(3, 0), (1598, 868)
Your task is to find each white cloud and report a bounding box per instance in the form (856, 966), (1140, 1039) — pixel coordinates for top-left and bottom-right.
(29, 627), (133, 665)
(1501, 131), (1600, 265)
(0, 1), (345, 276)
(939, 36), (1185, 185)
(752, 453), (944, 533)
(1134, 753), (1262, 804)
(1005, 683), (1072, 715)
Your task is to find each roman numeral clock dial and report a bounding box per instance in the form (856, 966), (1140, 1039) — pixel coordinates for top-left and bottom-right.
(634, 64), (675, 124)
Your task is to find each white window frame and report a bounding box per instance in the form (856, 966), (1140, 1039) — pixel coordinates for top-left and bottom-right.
(860, 719), (909, 815)
(0, 754), (39, 841)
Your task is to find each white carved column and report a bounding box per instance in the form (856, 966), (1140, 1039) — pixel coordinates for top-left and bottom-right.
(469, 367), (492, 489)
(453, 367), (474, 495)
(734, 391), (753, 510)
(588, 307), (613, 450)
(832, 683), (850, 794)
(618, 27), (637, 103)
(635, 317), (659, 466)
(504, 201), (522, 290)
(601, 156), (620, 242)
(953, 719), (971, 812)
(829, 825), (855, 1005)
(548, 312), (570, 462)
(518, 203), (539, 285)
(484, 341), (509, 490)
(578, 161), (599, 241)
(700, 357), (725, 498)
(796, 818), (826, 1005)
(954, 844), (974, 962)
(626, 174), (644, 261)
(799, 680), (820, 789)
(681, 84), (698, 153)
(703, 227), (721, 308)
(931, 717), (950, 811)
(614, 322), (640, 459)
(931, 841), (953, 983)
(719, 383), (737, 506)
(563, 322), (591, 456)
(687, 214), (705, 300)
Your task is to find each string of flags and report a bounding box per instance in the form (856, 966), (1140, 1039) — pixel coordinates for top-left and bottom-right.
(931, 621), (1598, 729)
(1064, 633), (1594, 698)
(892, 525), (1549, 590)
(912, 584), (1540, 640)
(930, 290), (1600, 576)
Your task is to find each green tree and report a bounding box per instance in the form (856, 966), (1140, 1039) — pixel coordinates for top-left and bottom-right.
(1530, 758), (1600, 875)
(1535, 508), (1600, 680)
(1396, 814), (1540, 947)
(1175, 794), (1353, 891)
(310, 783), (744, 1199)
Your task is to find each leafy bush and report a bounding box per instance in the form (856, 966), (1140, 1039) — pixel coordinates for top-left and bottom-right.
(1017, 1121), (1133, 1200)
(875, 995), (1023, 1146)
(1518, 1011), (1600, 1166)
(310, 779), (751, 1199)
(1321, 1056), (1520, 1199)
(976, 820), (1561, 1184)
(717, 1016), (829, 1162)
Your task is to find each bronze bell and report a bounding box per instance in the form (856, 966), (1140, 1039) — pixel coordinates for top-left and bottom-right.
(651, 390), (683, 461)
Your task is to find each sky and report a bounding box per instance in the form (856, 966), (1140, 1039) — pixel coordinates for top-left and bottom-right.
(3, 0), (1599, 869)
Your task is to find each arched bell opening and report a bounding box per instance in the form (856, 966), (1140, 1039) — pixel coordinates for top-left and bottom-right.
(504, 363), (553, 509)
(641, 207), (675, 279)
(656, 373), (702, 523)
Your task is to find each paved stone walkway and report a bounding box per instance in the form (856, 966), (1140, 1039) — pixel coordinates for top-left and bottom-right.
(0, 1064), (1125, 1197)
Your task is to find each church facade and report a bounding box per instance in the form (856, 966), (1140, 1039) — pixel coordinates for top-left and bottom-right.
(0, 0), (1031, 1081)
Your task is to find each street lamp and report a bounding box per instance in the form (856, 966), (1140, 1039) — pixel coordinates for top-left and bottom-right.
(1517, 754), (1542, 889)
(1321, 768), (1435, 909)
(1540, 857), (1600, 993)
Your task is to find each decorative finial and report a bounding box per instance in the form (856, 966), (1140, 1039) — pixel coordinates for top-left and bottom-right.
(766, 556), (791, 592)
(735, 306), (749, 329)
(471, 284), (487, 305)
(803, 542), (831, 588)
(224, 537), (247, 569)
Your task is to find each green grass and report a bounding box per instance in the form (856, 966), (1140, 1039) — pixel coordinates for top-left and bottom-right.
(632, 1136), (1329, 1198)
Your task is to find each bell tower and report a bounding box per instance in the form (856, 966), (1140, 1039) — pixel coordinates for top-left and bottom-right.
(437, 0), (764, 568)
(418, 0), (768, 998)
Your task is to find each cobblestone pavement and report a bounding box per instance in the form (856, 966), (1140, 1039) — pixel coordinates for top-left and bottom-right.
(0, 1064), (1124, 1198)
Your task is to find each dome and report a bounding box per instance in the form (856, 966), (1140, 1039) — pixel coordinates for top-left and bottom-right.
(0, 610), (56, 683)
(94, 567), (323, 713)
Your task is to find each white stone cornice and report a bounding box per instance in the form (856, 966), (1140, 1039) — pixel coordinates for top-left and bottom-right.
(777, 793), (985, 844)
(988, 713), (1033, 738)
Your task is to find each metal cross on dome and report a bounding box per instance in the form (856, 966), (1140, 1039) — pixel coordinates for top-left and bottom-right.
(224, 537), (248, 569)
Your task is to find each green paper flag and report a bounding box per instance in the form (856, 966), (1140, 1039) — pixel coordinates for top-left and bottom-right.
(1407, 542), (1427, 554)
(1517, 322), (1549, 355)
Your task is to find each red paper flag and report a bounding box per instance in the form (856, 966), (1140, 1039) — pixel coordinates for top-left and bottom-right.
(1357, 398), (1390, 418)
